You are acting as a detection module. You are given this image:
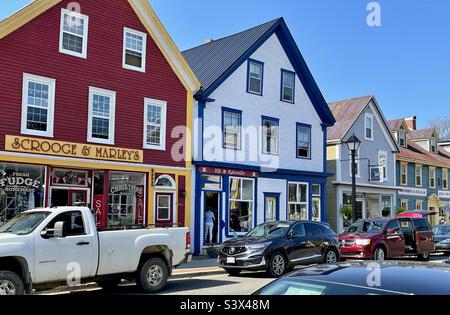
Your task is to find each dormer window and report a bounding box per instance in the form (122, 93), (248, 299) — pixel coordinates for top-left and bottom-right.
(398, 127), (406, 148)
(431, 137), (437, 153)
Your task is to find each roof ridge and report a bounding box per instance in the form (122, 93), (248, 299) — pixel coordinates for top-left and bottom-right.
(182, 17), (282, 53)
(327, 95), (373, 105)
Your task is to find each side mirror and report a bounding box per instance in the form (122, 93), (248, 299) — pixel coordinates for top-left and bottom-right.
(287, 232), (295, 239)
(41, 221), (66, 239)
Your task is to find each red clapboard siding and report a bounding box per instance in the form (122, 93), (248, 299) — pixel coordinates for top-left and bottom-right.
(177, 175), (186, 227)
(0, 0), (187, 168)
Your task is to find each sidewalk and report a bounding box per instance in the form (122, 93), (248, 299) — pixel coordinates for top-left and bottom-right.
(171, 256), (224, 279)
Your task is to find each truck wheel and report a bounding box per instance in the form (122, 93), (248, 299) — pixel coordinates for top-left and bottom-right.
(0, 271), (24, 295)
(96, 277), (122, 291)
(136, 257), (169, 294)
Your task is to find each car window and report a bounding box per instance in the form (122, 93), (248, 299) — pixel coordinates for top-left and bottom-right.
(45, 211), (86, 237)
(319, 224), (334, 235)
(399, 219), (413, 232)
(412, 218), (431, 232)
(304, 223), (321, 236)
(291, 223), (305, 237)
(386, 220), (401, 233)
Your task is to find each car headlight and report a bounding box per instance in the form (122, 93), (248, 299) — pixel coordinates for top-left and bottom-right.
(248, 243), (270, 252)
(355, 239), (371, 246)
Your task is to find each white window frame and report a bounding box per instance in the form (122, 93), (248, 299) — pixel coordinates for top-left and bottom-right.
(416, 200), (423, 210)
(156, 195), (171, 221)
(378, 151), (388, 181)
(21, 73), (56, 138)
(365, 113), (374, 141)
(228, 177), (255, 235)
(443, 169), (448, 190)
(415, 164), (422, 187)
(401, 199), (409, 211)
(59, 8), (89, 59)
(400, 162), (408, 186)
(431, 137), (437, 153)
(288, 182), (309, 221)
(123, 27), (147, 73)
(143, 98), (167, 151)
(262, 118), (279, 155)
(87, 87), (116, 145)
(155, 175), (176, 190)
(429, 167), (436, 188)
(398, 128), (406, 148)
(349, 147), (361, 178)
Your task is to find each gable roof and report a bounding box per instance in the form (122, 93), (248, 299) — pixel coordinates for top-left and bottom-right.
(409, 128), (437, 141)
(0, 0), (201, 93)
(388, 119), (408, 132)
(395, 135), (450, 167)
(182, 18), (336, 126)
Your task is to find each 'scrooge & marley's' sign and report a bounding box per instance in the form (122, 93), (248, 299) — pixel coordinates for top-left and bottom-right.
(5, 135), (144, 163)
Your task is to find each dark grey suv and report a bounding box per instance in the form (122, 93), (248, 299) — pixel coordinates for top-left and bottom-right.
(218, 221), (340, 278)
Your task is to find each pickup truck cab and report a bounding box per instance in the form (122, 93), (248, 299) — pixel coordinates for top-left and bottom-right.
(0, 207), (191, 295)
(339, 214), (435, 261)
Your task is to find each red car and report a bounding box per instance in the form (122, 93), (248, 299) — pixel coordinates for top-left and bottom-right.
(339, 211), (435, 261)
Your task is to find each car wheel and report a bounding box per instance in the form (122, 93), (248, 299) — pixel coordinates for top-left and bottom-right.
(418, 253), (430, 261)
(374, 247), (386, 261)
(267, 252), (287, 278)
(224, 268), (241, 276)
(136, 257), (169, 293)
(324, 248), (339, 264)
(0, 271), (24, 296)
(96, 277), (122, 291)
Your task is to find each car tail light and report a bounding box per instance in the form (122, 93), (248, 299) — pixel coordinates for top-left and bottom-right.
(186, 231), (191, 250)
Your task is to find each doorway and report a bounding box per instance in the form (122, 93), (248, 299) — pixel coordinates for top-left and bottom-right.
(51, 189), (88, 207)
(264, 193), (279, 222)
(355, 199), (365, 220)
(204, 192), (220, 245)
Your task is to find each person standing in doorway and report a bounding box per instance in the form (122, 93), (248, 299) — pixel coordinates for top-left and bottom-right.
(204, 208), (216, 244)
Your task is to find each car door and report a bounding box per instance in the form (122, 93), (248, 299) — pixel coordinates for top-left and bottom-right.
(287, 223), (309, 264)
(412, 218), (435, 254)
(303, 222), (324, 262)
(384, 219), (405, 258)
(34, 210), (96, 283)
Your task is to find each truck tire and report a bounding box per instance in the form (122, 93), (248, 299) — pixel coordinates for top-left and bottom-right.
(0, 271), (24, 295)
(136, 257), (169, 294)
(96, 277), (122, 291)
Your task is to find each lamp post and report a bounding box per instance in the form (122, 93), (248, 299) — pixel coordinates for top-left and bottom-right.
(344, 134), (361, 223)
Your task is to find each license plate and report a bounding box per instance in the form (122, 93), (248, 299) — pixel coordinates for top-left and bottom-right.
(227, 257), (236, 264)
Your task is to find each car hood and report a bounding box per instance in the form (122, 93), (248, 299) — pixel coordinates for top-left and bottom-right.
(223, 236), (277, 246)
(339, 232), (378, 240)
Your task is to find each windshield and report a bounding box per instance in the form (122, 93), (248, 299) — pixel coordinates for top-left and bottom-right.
(0, 212), (50, 235)
(345, 220), (387, 234)
(434, 225), (450, 235)
(246, 223), (291, 238)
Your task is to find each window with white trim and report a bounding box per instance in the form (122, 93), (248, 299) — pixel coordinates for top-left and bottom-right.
(223, 110), (242, 150)
(365, 113), (374, 140)
(400, 162), (408, 186)
(59, 9), (89, 58)
(443, 169), (448, 190)
(155, 175), (176, 189)
(288, 183), (309, 221)
(123, 28), (147, 72)
(262, 118), (279, 155)
(229, 177), (254, 233)
(431, 137), (437, 153)
(415, 164), (422, 187)
(87, 87), (116, 144)
(401, 200), (408, 211)
(21, 73), (56, 137)
(416, 200), (423, 210)
(429, 167), (436, 188)
(144, 98), (167, 150)
(378, 151), (388, 181)
(398, 127), (406, 148)
(156, 195), (171, 221)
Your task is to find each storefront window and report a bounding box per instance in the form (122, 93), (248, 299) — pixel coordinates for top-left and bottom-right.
(52, 169), (88, 187)
(108, 172), (145, 226)
(229, 178), (254, 233)
(0, 163), (45, 222)
(288, 183), (308, 221)
(312, 184), (321, 222)
(202, 175), (222, 191)
(381, 195), (392, 217)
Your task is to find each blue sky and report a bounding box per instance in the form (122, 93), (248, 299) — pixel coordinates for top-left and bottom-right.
(1, 0), (449, 128)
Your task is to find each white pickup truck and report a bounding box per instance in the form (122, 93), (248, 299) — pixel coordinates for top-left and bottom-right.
(0, 207), (191, 295)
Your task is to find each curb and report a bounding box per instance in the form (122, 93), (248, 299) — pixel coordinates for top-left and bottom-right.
(171, 268), (226, 279)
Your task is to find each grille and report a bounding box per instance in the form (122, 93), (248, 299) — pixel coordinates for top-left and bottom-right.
(221, 246), (247, 256)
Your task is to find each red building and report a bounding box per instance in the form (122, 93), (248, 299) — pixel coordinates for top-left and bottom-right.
(0, 0), (200, 228)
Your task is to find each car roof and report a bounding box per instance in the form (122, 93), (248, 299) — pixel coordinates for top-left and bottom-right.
(279, 261), (450, 295)
(266, 221), (330, 226)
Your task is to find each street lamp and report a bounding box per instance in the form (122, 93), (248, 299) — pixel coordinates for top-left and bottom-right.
(344, 134), (361, 223)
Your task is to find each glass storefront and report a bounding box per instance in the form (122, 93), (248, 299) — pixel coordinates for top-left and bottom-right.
(288, 182), (308, 220)
(108, 171), (146, 226)
(0, 163), (45, 222)
(228, 177), (254, 233)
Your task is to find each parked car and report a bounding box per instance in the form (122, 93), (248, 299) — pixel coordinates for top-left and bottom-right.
(0, 207), (191, 295)
(218, 221), (340, 278)
(433, 224), (450, 254)
(339, 215), (435, 261)
(253, 261), (450, 295)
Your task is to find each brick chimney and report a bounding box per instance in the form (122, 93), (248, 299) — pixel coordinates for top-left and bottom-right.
(405, 116), (417, 131)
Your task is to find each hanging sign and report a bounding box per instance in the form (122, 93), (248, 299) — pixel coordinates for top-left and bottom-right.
(369, 166), (381, 182)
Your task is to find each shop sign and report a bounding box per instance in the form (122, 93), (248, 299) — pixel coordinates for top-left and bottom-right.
(438, 191), (450, 199)
(0, 173), (41, 192)
(110, 180), (144, 195)
(198, 166), (259, 178)
(5, 135), (144, 163)
(398, 187), (427, 197)
(93, 195), (105, 227)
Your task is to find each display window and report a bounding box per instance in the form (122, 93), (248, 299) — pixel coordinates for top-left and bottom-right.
(51, 169), (89, 187)
(288, 182), (309, 221)
(228, 177), (254, 234)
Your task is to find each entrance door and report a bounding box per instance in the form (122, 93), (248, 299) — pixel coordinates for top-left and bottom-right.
(51, 189), (88, 207)
(264, 194), (279, 222)
(155, 193), (173, 228)
(355, 199), (364, 220)
(204, 192), (220, 245)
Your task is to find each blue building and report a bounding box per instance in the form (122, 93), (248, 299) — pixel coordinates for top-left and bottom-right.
(182, 18), (335, 254)
(388, 117), (450, 226)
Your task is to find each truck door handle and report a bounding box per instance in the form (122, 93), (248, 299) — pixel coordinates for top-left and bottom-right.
(76, 241), (90, 246)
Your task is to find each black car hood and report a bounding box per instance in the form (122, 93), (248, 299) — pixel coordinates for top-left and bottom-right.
(435, 234), (450, 242)
(223, 236), (277, 246)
